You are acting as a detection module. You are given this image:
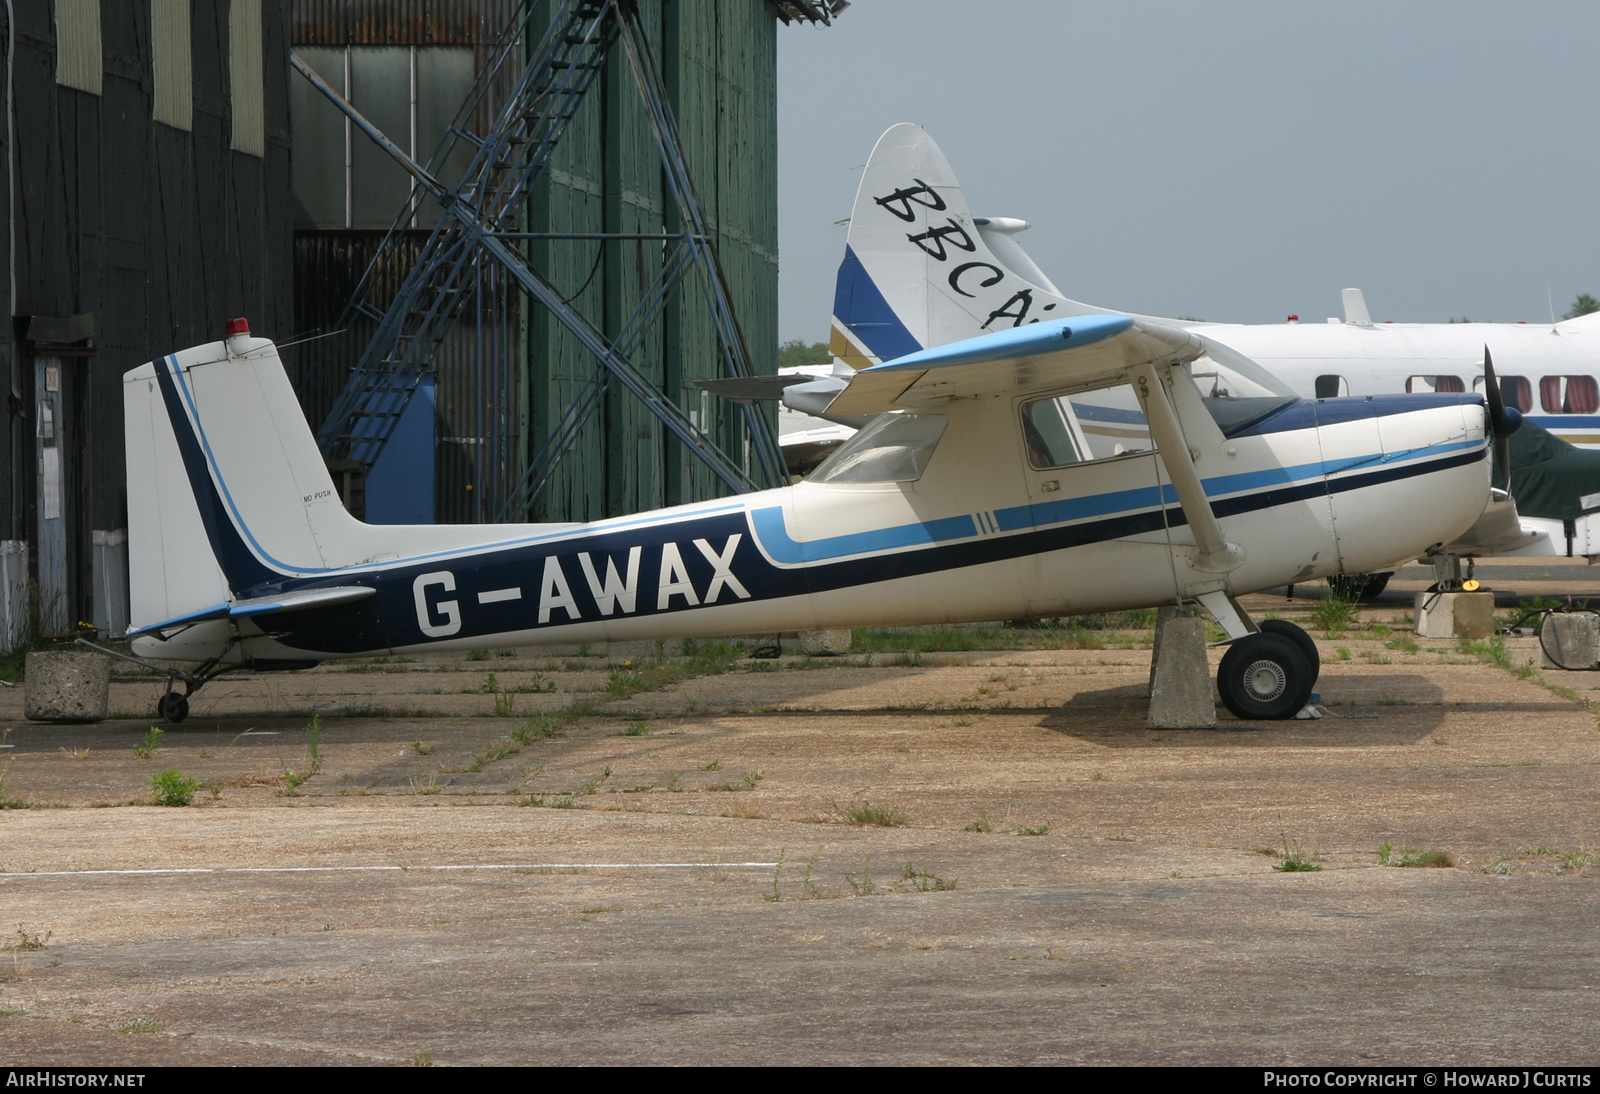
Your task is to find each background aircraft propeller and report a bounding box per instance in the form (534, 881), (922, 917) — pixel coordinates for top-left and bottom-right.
(1482, 346), (1521, 496)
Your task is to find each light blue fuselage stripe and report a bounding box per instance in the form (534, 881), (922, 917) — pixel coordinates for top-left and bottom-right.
(754, 439), (1481, 565)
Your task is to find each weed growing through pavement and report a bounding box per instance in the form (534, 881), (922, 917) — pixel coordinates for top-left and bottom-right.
(5, 927), (50, 952)
(801, 847), (824, 900)
(134, 727), (163, 759)
(1335, 647), (1352, 661)
(903, 862), (957, 891)
(58, 746), (89, 759)
(1308, 590), (1357, 636)
(1377, 843), (1454, 868)
(620, 720), (650, 737)
(410, 741), (435, 755)
(765, 848), (786, 902)
(410, 774), (440, 796)
(1015, 824), (1051, 837)
(964, 810), (993, 833)
(1557, 850), (1598, 876)
(699, 759), (721, 772)
(1274, 834), (1321, 872)
(842, 802), (908, 827)
(845, 855), (877, 895)
(150, 770), (199, 807)
(118, 1019), (164, 1034)
(305, 715), (322, 775)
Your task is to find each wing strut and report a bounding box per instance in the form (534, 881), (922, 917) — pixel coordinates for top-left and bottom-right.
(1129, 362), (1244, 574)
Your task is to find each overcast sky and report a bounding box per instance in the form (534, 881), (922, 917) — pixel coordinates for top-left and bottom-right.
(774, 1), (1600, 343)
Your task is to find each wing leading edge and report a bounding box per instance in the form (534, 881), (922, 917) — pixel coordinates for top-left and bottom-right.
(825, 314), (1202, 416)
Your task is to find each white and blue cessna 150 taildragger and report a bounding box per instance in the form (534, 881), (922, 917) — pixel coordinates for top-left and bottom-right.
(124, 313), (1502, 724)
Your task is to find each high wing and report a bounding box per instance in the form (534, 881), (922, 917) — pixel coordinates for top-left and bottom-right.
(826, 313), (1201, 416)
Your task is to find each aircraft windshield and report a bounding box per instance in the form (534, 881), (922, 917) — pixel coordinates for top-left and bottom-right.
(809, 411), (948, 484)
(1186, 337), (1300, 432)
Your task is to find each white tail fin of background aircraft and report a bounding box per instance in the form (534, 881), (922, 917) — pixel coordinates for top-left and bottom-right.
(832, 123), (1129, 369)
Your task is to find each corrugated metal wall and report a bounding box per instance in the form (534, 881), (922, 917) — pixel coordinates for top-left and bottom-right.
(294, 0), (779, 524)
(525, 0), (780, 522)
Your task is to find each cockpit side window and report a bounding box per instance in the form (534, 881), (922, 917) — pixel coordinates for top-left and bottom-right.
(1021, 396), (1084, 469)
(1020, 384), (1151, 465)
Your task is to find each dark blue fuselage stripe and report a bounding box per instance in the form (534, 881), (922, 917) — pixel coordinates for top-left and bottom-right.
(258, 445), (1483, 654)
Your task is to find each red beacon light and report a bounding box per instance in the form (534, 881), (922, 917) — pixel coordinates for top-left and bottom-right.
(1287, 314), (1299, 323)
(224, 317), (253, 356)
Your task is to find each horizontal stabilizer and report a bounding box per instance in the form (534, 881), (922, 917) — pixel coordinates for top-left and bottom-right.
(694, 375), (808, 404)
(826, 314), (1202, 416)
(125, 585), (376, 639)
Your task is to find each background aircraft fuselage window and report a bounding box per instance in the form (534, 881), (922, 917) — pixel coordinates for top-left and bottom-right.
(1406, 375), (1464, 393)
(1540, 375), (1600, 414)
(1315, 375), (1348, 398)
(1472, 374), (1532, 412)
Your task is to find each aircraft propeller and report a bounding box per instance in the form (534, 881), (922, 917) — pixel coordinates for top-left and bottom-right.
(1481, 345), (1521, 496)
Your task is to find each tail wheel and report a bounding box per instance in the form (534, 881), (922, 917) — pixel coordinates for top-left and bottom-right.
(1218, 633), (1315, 720)
(1259, 619), (1320, 687)
(158, 692), (190, 724)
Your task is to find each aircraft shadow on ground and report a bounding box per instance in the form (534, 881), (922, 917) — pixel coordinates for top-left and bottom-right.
(1041, 676), (1464, 747)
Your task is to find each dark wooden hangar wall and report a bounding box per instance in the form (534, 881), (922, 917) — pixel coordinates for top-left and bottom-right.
(1, 1), (293, 630)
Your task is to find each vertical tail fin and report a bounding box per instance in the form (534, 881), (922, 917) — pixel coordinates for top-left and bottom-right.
(123, 325), (366, 634)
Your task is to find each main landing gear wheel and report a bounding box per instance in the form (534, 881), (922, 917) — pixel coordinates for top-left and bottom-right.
(1259, 619), (1319, 687)
(1218, 633), (1315, 721)
(158, 691), (190, 724)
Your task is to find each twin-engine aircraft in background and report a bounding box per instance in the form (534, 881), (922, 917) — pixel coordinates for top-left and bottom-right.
(758, 123), (1600, 596)
(126, 307), (1498, 722)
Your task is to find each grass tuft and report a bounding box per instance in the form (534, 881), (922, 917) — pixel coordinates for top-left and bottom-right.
(150, 770), (199, 807)
(1378, 843), (1455, 868)
(842, 802), (908, 827)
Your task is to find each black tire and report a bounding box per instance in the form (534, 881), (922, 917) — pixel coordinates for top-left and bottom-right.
(1218, 633), (1315, 720)
(1327, 572), (1392, 602)
(1259, 619), (1320, 687)
(159, 692), (189, 724)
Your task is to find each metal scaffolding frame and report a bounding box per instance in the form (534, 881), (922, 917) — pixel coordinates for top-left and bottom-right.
(293, 0), (787, 523)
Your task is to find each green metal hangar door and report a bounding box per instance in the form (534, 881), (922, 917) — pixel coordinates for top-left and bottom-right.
(290, 0), (840, 527)
(0, 1), (294, 645)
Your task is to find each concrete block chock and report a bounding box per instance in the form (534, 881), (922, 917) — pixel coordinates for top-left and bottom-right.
(1148, 616), (1216, 729)
(1413, 591), (1495, 640)
(24, 650), (111, 723)
(799, 629), (853, 656)
(1540, 612), (1599, 671)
